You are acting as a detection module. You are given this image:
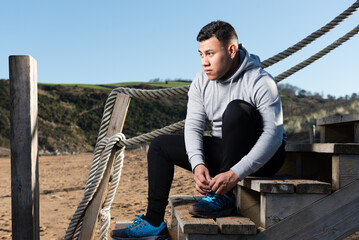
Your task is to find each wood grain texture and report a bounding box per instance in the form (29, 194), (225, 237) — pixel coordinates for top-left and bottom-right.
(260, 193), (328, 228)
(79, 93), (130, 240)
(175, 204), (218, 234)
(316, 114), (359, 126)
(286, 143), (359, 154)
(10, 55), (39, 240)
(247, 180), (359, 240)
(332, 154), (359, 190)
(238, 177), (330, 194)
(216, 216), (256, 235)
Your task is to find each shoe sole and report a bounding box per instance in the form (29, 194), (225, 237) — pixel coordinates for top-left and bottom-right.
(189, 207), (237, 218)
(112, 234), (169, 240)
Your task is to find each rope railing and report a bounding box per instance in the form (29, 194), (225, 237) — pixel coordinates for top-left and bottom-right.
(65, 2), (359, 239)
(261, 0), (359, 68)
(275, 24), (359, 82)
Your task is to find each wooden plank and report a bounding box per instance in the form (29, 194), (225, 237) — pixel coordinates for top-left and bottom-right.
(175, 204), (218, 234)
(216, 216), (256, 235)
(285, 143), (359, 154)
(238, 177), (294, 193)
(332, 155), (359, 190)
(320, 124), (355, 143)
(317, 114), (359, 126)
(355, 122), (359, 143)
(186, 234), (248, 240)
(169, 195), (202, 228)
(250, 180), (359, 240)
(237, 187), (260, 228)
(260, 192), (329, 228)
(300, 152), (332, 183)
(9, 55), (39, 240)
(294, 180), (331, 194)
(238, 177), (330, 194)
(79, 93), (131, 240)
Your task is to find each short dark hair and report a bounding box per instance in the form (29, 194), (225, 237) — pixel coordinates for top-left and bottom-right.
(197, 20), (238, 45)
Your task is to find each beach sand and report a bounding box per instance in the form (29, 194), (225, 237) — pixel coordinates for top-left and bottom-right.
(0, 150), (196, 239)
(1, 150), (358, 239)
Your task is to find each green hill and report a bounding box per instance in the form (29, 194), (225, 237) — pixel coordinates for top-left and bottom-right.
(0, 79), (358, 155)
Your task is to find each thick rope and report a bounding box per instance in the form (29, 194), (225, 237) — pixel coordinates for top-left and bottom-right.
(118, 120), (185, 148)
(99, 146), (125, 240)
(64, 133), (126, 240)
(261, 0), (359, 68)
(111, 85), (190, 99)
(275, 24), (359, 82)
(65, 3), (359, 238)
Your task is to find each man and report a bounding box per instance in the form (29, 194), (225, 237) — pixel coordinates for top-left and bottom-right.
(111, 20), (286, 240)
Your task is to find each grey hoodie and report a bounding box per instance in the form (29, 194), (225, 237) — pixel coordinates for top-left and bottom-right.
(184, 46), (285, 180)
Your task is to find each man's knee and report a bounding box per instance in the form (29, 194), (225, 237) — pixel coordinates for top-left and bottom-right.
(223, 100), (259, 124)
(148, 135), (168, 158)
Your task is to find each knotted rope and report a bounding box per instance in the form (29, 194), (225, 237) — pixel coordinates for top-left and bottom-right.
(65, 2), (359, 239)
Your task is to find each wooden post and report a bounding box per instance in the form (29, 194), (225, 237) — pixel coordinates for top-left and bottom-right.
(9, 55), (39, 240)
(79, 93), (131, 240)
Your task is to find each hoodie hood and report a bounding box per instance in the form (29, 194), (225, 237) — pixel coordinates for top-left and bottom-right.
(217, 44), (262, 85)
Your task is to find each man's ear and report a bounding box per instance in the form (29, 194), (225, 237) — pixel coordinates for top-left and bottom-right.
(228, 44), (238, 59)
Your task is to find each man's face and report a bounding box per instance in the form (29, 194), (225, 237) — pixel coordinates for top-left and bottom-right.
(198, 36), (233, 80)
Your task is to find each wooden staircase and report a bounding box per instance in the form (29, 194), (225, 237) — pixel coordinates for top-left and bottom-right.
(170, 114), (359, 240)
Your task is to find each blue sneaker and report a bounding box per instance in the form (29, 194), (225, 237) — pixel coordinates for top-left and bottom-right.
(110, 215), (169, 240)
(189, 192), (237, 218)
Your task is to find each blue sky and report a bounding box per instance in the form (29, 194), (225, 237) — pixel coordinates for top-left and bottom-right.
(1, 0), (358, 97)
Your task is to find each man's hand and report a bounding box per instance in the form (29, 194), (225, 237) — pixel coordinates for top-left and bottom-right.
(193, 164), (211, 195)
(209, 170), (239, 195)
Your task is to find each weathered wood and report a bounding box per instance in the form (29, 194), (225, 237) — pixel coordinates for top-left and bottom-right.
(114, 221), (132, 229)
(238, 177), (330, 194)
(175, 204), (218, 235)
(216, 216), (256, 235)
(294, 180), (331, 194)
(249, 180), (359, 240)
(320, 123), (355, 143)
(317, 114), (359, 143)
(317, 114), (359, 126)
(9, 55), (39, 240)
(300, 152), (332, 183)
(237, 187), (260, 227)
(169, 195), (202, 228)
(186, 233), (248, 240)
(260, 192), (329, 228)
(332, 154), (359, 190)
(285, 143), (359, 154)
(79, 93), (130, 240)
(238, 177), (294, 193)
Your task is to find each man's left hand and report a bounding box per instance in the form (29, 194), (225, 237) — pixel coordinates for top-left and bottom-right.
(209, 170), (240, 195)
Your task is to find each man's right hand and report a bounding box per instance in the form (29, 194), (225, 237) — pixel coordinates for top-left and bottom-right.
(193, 164), (212, 195)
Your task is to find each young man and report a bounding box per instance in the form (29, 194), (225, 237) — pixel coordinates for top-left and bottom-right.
(111, 20), (286, 240)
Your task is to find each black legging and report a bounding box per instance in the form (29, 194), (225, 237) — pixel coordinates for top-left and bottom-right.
(145, 100), (285, 226)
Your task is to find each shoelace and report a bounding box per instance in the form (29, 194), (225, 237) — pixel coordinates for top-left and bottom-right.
(202, 192), (232, 206)
(128, 215), (145, 229)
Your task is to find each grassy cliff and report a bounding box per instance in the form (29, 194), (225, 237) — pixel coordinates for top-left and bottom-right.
(0, 79), (358, 155)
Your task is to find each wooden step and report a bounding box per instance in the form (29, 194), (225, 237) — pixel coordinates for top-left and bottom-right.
(238, 176), (331, 194)
(174, 203), (256, 240)
(236, 177), (330, 229)
(316, 113), (359, 143)
(285, 143), (359, 154)
(281, 143), (359, 190)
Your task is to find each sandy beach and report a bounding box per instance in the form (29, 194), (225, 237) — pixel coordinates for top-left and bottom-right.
(1, 150), (358, 239)
(0, 149), (197, 239)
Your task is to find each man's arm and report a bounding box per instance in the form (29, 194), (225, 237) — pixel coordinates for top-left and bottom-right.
(230, 72), (284, 180)
(185, 74), (211, 194)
